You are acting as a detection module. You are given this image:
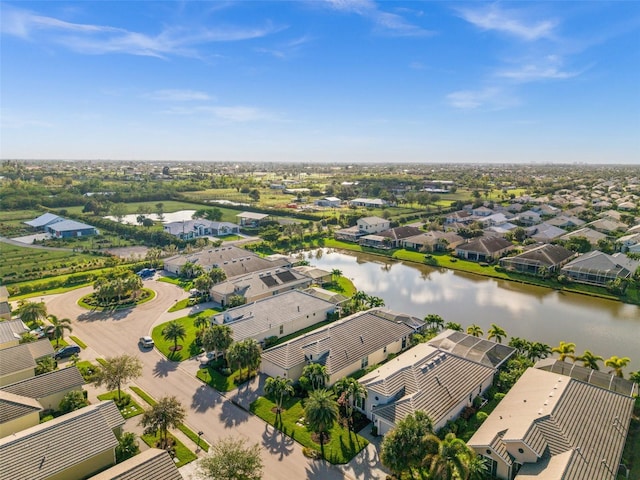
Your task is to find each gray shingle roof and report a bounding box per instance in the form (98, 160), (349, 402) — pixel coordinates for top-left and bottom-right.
(0, 339), (56, 377)
(456, 236), (513, 255)
(261, 309), (418, 375)
(87, 448), (182, 480)
(561, 250), (639, 279)
(1, 366), (84, 400)
(500, 244), (575, 269)
(0, 390), (42, 424)
(0, 319), (29, 345)
(0, 401), (124, 480)
(427, 330), (516, 369)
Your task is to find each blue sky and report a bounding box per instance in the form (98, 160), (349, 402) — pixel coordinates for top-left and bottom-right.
(1, 1), (639, 164)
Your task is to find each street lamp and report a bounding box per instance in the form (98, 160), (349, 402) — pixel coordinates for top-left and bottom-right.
(196, 431), (204, 452)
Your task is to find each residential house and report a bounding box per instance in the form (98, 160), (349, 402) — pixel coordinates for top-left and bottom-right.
(291, 266), (332, 285)
(467, 363), (635, 480)
(455, 237), (514, 263)
(211, 290), (337, 343)
(0, 340), (54, 386)
(333, 225), (366, 243)
(560, 251), (640, 286)
(0, 401), (126, 480)
(586, 217), (628, 234)
(402, 231), (464, 252)
(478, 213), (511, 228)
(349, 198), (388, 208)
(87, 448), (182, 480)
(210, 267), (312, 306)
(236, 212), (270, 227)
(0, 391), (43, 438)
(616, 233), (640, 253)
(618, 201), (637, 211)
(260, 308), (423, 385)
(444, 210), (473, 226)
(163, 245), (289, 277)
(544, 215), (585, 229)
(303, 287), (349, 307)
(532, 204), (560, 216)
(0, 318), (29, 348)
(359, 234), (391, 249)
(314, 197), (342, 208)
(1, 366), (85, 411)
(517, 210), (542, 226)
(0, 286), (10, 321)
(23, 213), (64, 231)
(472, 206), (494, 217)
(558, 227), (607, 247)
(499, 244), (576, 275)
(525, 223), (567, 243)
(359, 330), (515, 435)
(485, 222), (518, 237)
(162, 219), (239, 240)
(377, 226), (423, 248)
(357, 217), (390, 234)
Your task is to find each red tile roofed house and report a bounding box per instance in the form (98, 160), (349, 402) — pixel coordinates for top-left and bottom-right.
(499, 244), (576, 276)
(467, 363), (636, 480)
(455, 237), (514, 263)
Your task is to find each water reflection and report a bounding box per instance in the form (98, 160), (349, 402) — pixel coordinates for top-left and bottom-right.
(310, 249), (640, 372)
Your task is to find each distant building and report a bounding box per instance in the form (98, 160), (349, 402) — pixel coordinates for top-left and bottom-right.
(236, 212), (270, 227)
(46, 219), (99, 238)
(314, 197), (342, 208)
(163, 219), (239, 240)
(349, 198), (388, 208)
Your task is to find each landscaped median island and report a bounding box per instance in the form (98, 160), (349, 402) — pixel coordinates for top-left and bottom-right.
(250, 396), (369, 464)
(151, 308), (220, 361)
(78, 287), (155, 310)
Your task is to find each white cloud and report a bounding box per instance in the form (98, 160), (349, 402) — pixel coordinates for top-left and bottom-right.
(145, 89), (213, 102)
(496, 56), (587, 82)
(446, 87), (518, 110)
(457, 5), (557, 41)
(162, 105), (277, 122)
(0, 5), (283, 58)
(256, 35), (313, 59)
(323, 0), (434, 37)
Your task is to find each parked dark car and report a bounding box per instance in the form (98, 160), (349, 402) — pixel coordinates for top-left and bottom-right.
(136, 268), (156, 278)
(53, 345), (81, 359)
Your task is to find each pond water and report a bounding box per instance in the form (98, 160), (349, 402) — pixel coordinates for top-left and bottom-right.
(306, 248), (640, 373)
(104, 210), (197, 225)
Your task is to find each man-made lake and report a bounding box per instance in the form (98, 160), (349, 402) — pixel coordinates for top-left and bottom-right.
(307, 249), (640, 373)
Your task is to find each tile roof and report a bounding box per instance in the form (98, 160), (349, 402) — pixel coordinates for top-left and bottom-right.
(358, 216), (388, 226)
(558, 227), (607, 244)
(1, 366), (85, 400)
(303, 287), (349, 305)
(212, 290), (336, 342)
(211, 266), (311, 300)
(261, 309), (419, 375)
(379, 226), (423, 241)
(0, 286), (8, 302)
(0, 391), (43, 424)
(0, 319), (29, 344)
(361, 342), (496, 427)
(0, 339), (55, 377)
(0, 401), (124, 480)
(500, 244), (575, 269)
(426, 330), (516, 369)
(468, 368), (635, 480)
(561, 250), (639, 278)
(87, 448), (182, 480)
(456, 236), (513, 255)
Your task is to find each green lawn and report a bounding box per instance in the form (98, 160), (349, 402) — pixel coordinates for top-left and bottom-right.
(168, 298), (190, 312)
(151, 309), (221, 361)
(69, 336), (87, 349)
(250, 396), (368, 464)
(196, 360), (249, 392)
(96, 390), (144, 419)
(157, 276), (193, 291)
(324, 277), (356, 297)
(140, 432), (197, 467)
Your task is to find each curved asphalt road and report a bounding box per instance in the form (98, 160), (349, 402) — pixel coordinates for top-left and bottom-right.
(43, 277), (382, 480)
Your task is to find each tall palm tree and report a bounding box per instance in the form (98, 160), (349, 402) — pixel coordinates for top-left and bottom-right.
(487, 324), (507, 344)
(423, 432), (473, 480)
(604, 356), (631, 378)
(425, 314), (445, 332)
(552, 341), (576, 362)
(18, 301), (47, 327)
(331, 269), (343, 283)
(264, 376), (294, 416)
(193, 315), (209, 335)
(466, 324), (483, 337)
(202, 324), (233, 364)
(48, 315), (73, 348)
(576, 350), (603, 370)
(304, 389), (339, 454)
(444, 322), (463, 332)
(162, 320), (187, 354)
(334, 377), (368, 430)
(527, 342), (552, 362)
(302, 363), (329, 391)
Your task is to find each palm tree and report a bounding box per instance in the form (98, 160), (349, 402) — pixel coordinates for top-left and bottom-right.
(202, 324), (233, 364)
(466, 324), (483, 337)
(552, 341), (576, 362)
(302, 363), (329, 391)
(351, 291), (368, 311)
(424, 314), (444, 332)
(264, 376), (294, 416)
(193, 274), (213, 296)
(487, 324), (507, 344)
(139, 396), (185, 449)
(366, 295), (385, 308)
(423, 432), (473, 480)
(208, 267), (227, 285)
(576, 350), (603, 370)
(527, 342), (552, 362)
(193, 315), (209, 335)
(334, 377), (367, 430)
(604, 356), (631, 378)
(17, 301), (47, 327)
(331, 269), (343, 283)
(444, 322), (463, 332)
(304, 389), (339, 454)
(227, 339), (262, 381)
(162, 320), (187, 354)
(48, 315), (73, 348)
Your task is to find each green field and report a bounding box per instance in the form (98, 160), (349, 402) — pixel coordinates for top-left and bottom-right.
(151, 309), (220, 361)
(0, 243), (106, 285)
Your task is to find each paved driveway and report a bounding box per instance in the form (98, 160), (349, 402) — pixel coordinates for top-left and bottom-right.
(44, 278), (367, 480)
